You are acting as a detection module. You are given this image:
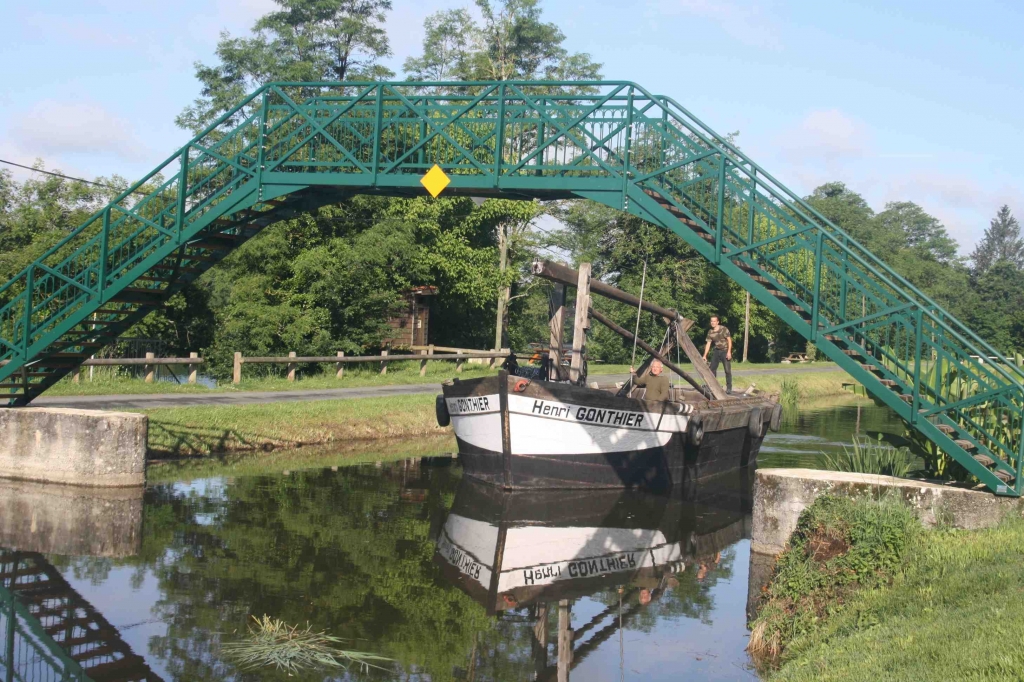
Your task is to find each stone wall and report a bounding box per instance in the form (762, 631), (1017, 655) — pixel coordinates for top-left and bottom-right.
(752, 468), (1024, 555)
(0, 407), (147, 487)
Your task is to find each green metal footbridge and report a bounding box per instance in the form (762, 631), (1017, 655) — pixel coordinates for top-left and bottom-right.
(0, 81), (1021, 495)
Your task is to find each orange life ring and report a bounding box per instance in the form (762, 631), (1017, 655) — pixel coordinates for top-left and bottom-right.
(513, 378), (531, 392)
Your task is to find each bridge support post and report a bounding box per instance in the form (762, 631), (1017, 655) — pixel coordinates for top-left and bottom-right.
(233, 352), (242, 385)
(287, 352), (297, 382)
(144, 353), (155, 384)
(72, 367), (81, 384)
(336, 351), (345, 379)
(188, 352), (198, 384)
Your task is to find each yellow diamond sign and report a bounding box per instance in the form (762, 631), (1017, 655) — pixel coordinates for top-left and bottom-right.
(420, 164), (451, 198)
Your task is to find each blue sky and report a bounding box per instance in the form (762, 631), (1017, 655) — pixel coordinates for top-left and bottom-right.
(1, 0), (1021, 252)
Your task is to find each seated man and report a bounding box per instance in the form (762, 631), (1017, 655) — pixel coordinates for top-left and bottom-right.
(629, 359), (671, 402)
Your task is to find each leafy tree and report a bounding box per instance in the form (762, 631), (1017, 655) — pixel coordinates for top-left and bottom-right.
(404, 0), (602, 83)
(403, 9), (476, 81)
(971, 204), (1024, 274)
(177, 0), (394, 133)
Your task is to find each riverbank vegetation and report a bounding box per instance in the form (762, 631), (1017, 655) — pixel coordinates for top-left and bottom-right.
(145, 394), (445, 458)
(749, 494), (1024, 681)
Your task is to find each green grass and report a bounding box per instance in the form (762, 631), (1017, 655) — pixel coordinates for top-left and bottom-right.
(46, 361), (501, 396)
(147, 434), (455, 483)
(46, 360), (842, 397)
(144, 393), (442, 457)
(750, 495), (1024, 681)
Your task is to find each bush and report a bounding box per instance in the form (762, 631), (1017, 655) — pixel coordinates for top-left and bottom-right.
(748, 494), (920, 666)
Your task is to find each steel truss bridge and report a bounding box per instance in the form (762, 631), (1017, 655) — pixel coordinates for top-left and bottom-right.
(0, 81), (1020, 495)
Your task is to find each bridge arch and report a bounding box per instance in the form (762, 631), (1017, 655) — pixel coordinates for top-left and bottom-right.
(0, 80), (1020, 495)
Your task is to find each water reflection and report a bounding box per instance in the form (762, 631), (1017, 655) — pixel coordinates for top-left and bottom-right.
(0, 401), (903, 681)
(435, 471), (754, 680)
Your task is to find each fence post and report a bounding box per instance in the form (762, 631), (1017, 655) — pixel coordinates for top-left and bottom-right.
(188, 352), (198, 384)
(380, 349), (389, 375)
(456, 351), (465, 374)
(336, 351), (345, 379)
(288, 351), (297, 382)
(233, 352), (242, 385)
(144, 352), (155, 383)
(72, 367), (81, 384)
(420, 349), (428, 377)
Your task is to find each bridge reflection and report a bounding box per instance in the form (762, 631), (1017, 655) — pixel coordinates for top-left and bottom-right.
(0, 478), (159, 682)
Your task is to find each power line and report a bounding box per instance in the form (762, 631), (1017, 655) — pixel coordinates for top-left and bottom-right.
(0, 158), (145, 196)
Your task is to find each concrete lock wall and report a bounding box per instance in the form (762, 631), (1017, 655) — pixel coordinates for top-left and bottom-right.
(752, 468), (1024, 556)
(0, 407), (147, 487)
(0, 478), (144, 557)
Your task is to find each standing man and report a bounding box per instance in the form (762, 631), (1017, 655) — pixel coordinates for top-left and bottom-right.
(702, 315), (733, 394)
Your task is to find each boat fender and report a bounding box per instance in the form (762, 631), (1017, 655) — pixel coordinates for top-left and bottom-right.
(513, 378), (531, 392)
(435, 395), (451, 427)
(769, 403), (783, 432)
(687, 417), (704, 447)
(748, 407), (766, 438)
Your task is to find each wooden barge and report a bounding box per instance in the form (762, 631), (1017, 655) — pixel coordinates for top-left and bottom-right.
(437, 260), (782, 491)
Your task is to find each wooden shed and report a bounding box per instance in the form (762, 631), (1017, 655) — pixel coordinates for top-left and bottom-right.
(386, 286), (437, 348)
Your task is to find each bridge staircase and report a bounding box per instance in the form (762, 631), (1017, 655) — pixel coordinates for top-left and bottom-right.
(0, 81), (1019, 495)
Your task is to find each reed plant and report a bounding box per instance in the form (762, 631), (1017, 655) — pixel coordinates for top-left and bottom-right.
(822, 434), (912, 478)
(222, 615), (391, 674)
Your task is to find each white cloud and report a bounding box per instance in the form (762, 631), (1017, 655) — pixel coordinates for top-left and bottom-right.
(7, 101), (150, 163)
(779, 108), (872, 164)
(647, 0), (782, 50)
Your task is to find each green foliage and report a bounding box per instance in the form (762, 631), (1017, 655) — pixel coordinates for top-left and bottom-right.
(771, 518), (1024, 681)
(748, 494), (920, 665)
(404, 0), (602, 83)
(177, 0), (394, 133)
(971, 204), (1024, 274)
(822, 435), (913, 478)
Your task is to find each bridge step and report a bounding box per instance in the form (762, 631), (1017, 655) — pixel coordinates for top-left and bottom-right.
(938, 424), (956, 434)
(995, 470), (1015, 483)
(879, 379), (897, 387)
(954, 439), (977, 451)
(974, 454), (995, 467)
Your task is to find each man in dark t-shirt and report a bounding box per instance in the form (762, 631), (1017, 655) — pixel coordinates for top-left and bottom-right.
(702, 315), (733, 394)
(630, 359), (671, 402)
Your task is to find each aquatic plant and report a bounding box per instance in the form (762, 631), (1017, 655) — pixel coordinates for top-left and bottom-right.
(222, 615), (391, 674)
(822, 434), (912, 478)
(780, 377), (799, 406)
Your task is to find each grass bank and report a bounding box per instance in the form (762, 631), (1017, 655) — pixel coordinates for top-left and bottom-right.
(749, 494), (1024, 681)
(47, 360), (840, 396)
(144, 393), (442, 458)
(148, 434), (455, 483)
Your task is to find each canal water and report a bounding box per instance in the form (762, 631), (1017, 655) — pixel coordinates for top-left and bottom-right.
(1, 399), (907, 681)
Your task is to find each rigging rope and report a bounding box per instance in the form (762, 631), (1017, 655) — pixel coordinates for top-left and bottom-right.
(630, 259), (648, 368)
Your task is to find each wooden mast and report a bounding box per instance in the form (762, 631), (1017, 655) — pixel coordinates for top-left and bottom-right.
(569, 263), (591, 384)
(533, 260), (728, 399)
(548, 283), (567, 381)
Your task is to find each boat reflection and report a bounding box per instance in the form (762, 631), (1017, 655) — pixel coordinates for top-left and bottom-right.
(434, 469), (753, 680)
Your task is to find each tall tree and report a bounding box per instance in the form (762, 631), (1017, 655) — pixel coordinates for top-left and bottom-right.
(971, 205), (1024, 274)
(404, 0), (602, 83)
(177, 0), (393, 133)
(403, 9), (476, 81)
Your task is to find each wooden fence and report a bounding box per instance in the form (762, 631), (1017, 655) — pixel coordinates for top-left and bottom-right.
(70, 353), (203, 384)
(231, 347), (515, 384)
